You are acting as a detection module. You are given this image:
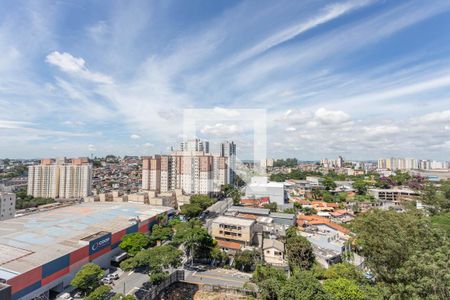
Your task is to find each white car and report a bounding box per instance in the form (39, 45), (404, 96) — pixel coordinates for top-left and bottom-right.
(101, 277), (113, 284)
(107, 273), (119, 280)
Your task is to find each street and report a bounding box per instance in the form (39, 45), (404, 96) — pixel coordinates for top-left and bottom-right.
(111, 269), (150, 295)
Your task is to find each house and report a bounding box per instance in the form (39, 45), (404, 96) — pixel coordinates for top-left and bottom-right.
(330, 209), (354, 223)
(270, 212), (296, 226)
(263, 239), (286, 266)
(311, 201), (339, 211)
(297, 214), (350, 237)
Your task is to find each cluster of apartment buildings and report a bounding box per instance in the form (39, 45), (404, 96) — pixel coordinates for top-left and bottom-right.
(27, 158), (92, 199)
(377, 157), (449, 171)
(142, 139), (236, 195)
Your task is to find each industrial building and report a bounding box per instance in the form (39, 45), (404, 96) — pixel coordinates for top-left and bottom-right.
(245, 176), (286, 206)
(0, 202), (173, 300)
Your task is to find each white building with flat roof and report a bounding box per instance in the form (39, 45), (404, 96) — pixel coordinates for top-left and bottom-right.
(245, 176), (285, 206)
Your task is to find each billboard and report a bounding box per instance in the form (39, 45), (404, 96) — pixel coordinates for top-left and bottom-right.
(88, 232), (112, 255)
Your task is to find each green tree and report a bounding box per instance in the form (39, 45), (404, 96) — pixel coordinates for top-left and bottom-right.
(190, 194), (215, 210)
(110, 293), (136, 300)
(85, 285), (111, 300)
(323, 262), (365, 284)
(71, 263), (104, 295)
(252, 265), (287, 300)
(119, 232), (151, 256)
(351, 209), (449, 299)
(150, 224), (172, 244)
(233, 250), (259, 272)
(392, 246), (450, 299)
(286, 236), (315, 270)
(323, 278), (365, 300)
(263, 202), (277, 212)
(149, 271), (169, 285)
(285, 225), (298, 240)
(323, 177), (337, 191)
(122, 245), (183, 271)
(279, 270), (331, 300)
(353, 179), (368, 195)
(180, 203), (203, 218)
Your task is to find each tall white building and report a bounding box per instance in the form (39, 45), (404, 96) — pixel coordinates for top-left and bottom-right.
(0, 192), (16, 221)
(27, 158), (92, 199)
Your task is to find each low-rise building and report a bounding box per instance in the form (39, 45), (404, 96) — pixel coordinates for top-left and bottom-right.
(245, 176), (285, 206)
(211, 216), (255, 252)
(262, 239), (286, 266)
(368, 188), (420, 202)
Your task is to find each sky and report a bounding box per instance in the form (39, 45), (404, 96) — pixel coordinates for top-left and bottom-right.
(0, 0), (450, 161)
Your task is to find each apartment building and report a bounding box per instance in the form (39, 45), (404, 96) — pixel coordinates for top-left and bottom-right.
(142, 140), (234, 195)
(0, 192), (16, 221)
(27, 158), (92, 199)
(211, 215), (255, 252)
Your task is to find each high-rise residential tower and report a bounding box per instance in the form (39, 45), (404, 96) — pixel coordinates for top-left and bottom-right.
(27, 158), (92, 199)
(142, 139), (234, 195)
(220, 141), (236, 185)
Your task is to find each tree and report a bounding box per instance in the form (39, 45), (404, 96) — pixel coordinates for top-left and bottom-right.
(180, 203), (203, 219)
(149, 271), (169, 285)
(190, 194), (215, 210)
(352, 210), (446, 283)
(85, 285), (111, 300)
(150, 224), (172, 244)
(323, 177), (337, 191)
(392, 246), (450, 299)
(323, 262), (366, 284)
(121, 245), (183, 271)
(71, 263), (104, 295)
(262, 202), (277, 212)
(285, 225), (298, 240)
(252, 265), (287, 300)
(119, 232), (151, 256)
(279, 270), (331, 300)
(286, 235), (315, 270)
(353, 179), (369, 195)
(233, 250), (259, 272)
(323, 278), (365, 300)
(111, 294), (136, 300)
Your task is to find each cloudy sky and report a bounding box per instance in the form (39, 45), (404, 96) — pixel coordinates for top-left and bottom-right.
(1, 0), (450, 160)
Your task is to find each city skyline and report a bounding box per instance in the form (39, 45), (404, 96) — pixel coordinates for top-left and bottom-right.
(1, 0), (450, 160)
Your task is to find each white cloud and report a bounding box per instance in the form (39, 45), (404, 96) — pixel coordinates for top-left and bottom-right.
(201, 123), (242, 136)
(46, 51), (113, 84)
(130, 134), (141, 139)
(0, 120), (32, 129)
(285, 127), (297, 132)
(314, 108), (351, 125)
(143, 142), (153, 147)
(88, 144), (96, 151)
(362, 125), (401, 136)
(213, 107), (241, 117)
(418, 110), (450, 124)
(282, 109), (311, 125)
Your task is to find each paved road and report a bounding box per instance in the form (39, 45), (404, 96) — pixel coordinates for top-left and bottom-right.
(184, 268), (252, 288)
(111, 269), (149, 295)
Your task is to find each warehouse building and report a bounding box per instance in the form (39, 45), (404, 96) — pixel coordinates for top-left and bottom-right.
(0, 202), (173, 300)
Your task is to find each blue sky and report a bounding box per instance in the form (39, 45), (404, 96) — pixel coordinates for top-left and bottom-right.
(1, 0), (450, 160)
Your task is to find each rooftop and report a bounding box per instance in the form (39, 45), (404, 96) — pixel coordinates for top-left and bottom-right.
(0, 202), (172, 277)
(212, 215), (255, 226)
(227, 206), (270, 215)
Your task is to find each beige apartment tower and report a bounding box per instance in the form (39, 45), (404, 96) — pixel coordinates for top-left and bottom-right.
(27, 158), (92, 199)
(142, 140), (232, 195)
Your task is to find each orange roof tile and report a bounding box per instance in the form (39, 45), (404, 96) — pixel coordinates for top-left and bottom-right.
(237, 213), (259, 220)
(217, 240), (242, 250)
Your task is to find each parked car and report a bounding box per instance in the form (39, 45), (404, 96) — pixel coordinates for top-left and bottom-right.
(101, 277), (113, 284)
(106, 273), (119, 280)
